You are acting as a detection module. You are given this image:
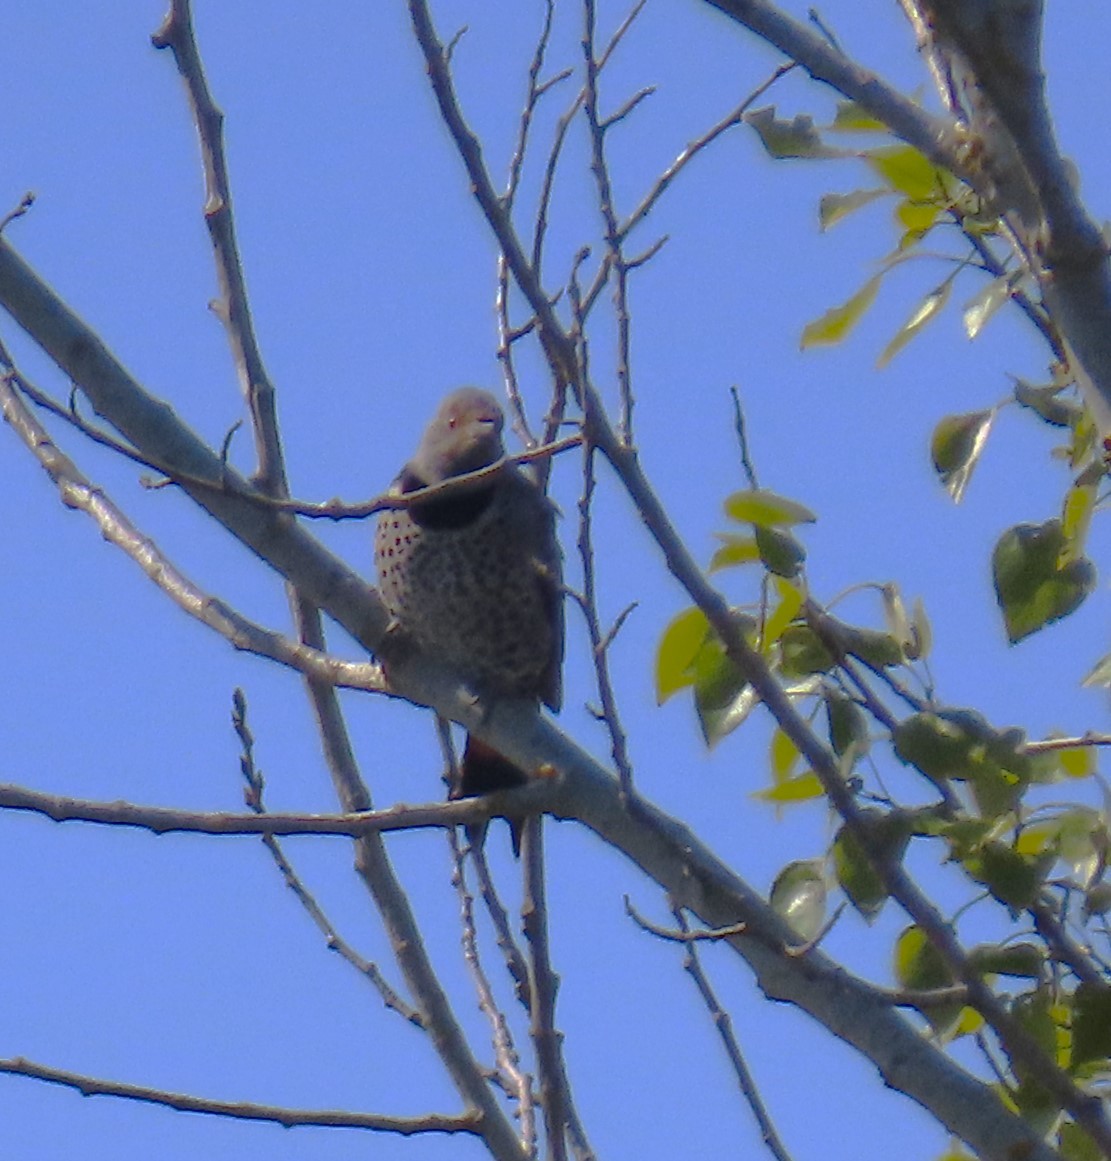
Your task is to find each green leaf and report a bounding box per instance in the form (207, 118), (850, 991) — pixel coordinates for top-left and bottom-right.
(801, 274), (882, 349)
(865, 144), (946, 201)
(825, 689), (868, 759)
(818, 188), (886, 230)
(724, 489), (817, 528)
(968, 941), (1045, 979)
(930, 409), (994, 503)
(964, 841), (1045, 912)
(878, 275), (954, 368)
(1012, 988), (1060, 1063)
(992, 519), (1096, 643)
(829, 100), (888, 132)
(1083, 882), (1111, 918)
(841, 625), (905, 668)
(778, 624), (835, 677)
(770, 860), (827, 941)
(894, 925), (954, 991)
(744, 105), (848, 159)
(753, 770), (824, 804)
(709, 535), (761, 572)
(656, 606), (709, 703)
(755, 525), (806, 578)
(833, 812), (909, 922)
(692, 637), (752, 747)
(1059, 1121), (1102, 1161)
(963, 274), (1012, 340)
(1071, 983), (1111, 1069)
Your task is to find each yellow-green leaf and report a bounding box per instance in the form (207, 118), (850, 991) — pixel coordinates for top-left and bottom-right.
(709, 535), (761, 572)
(930, 409), (994, 503)
(830, 100), (888, 133)
(769, 727), (800, 783)
(655, 606), (709, 703)
(866, 144), (945, 201)
(724, 489), (817, 528)
(894, 198), (941, 235)
(753, 770), (824, 804)
(1061, 481), (1096, 560)
(1059, 744), (1095, 780)
(763, 576), (804, 647)
(894, 925), (954, 991)
(878, 275), (955, 368)
(819, 188), (886, 230)
(745, 105), (848, 159)
(801, 274), (882, 348)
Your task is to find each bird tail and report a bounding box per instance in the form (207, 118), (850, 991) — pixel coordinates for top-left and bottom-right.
(457, 735), (527, 857)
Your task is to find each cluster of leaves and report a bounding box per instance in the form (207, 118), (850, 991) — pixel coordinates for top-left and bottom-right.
(656, 482), (1111, 1159)
(746, 101), (1106, 666)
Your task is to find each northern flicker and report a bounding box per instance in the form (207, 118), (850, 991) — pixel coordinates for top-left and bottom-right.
(374, 388), (563, 800)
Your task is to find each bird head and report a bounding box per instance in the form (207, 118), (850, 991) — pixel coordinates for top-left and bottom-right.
(410, 387), (507, 484)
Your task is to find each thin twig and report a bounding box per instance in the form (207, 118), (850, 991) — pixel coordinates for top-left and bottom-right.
(729, 386), (760, 490)
(470, 843), (533, 1008)
(620, 63), (795, 243)
(153, 0), (286, 493)
(521, 820), (595, 1161)
(451, 830), (536, 1152)
(232, 690), (423, 1025)
(0, 1057), (477, 1135)
(672, 908), (795, 1161)
(626, 897), (749, 944)
(577, 444), (636, 794)
(0, 374), (384, 692)
(0, 191), (35, 235)
(582, 0), (634, 442)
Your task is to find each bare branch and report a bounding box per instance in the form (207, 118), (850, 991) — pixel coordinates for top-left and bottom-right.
(153, 0), (286, 492)
(0, 780), (557, 838)
(672, 909), (794, 1161)
(452, 830), (536, 1152)
(0, 1056), (478, 1135)
(521, 821), (595, 1161)
(620, 64), (794, 243)
(582, 0), (634, 441)
(0, 373), (384, 691)
(577, 445), (635, 793)
(231, 690), (424, 1024)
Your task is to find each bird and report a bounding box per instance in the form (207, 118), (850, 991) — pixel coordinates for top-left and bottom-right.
(374, 387), (563, 810)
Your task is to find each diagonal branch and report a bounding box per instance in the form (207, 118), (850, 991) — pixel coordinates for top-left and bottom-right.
(153, 0), (286, 492)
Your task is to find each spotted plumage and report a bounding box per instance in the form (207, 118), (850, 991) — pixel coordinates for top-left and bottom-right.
(374, 388), (563, 797)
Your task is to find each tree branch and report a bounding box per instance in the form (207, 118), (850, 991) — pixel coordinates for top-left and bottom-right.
(0, 1057), (478, 1135)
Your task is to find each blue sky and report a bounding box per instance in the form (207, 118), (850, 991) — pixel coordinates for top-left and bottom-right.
(3, 3), (1110, 1159)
